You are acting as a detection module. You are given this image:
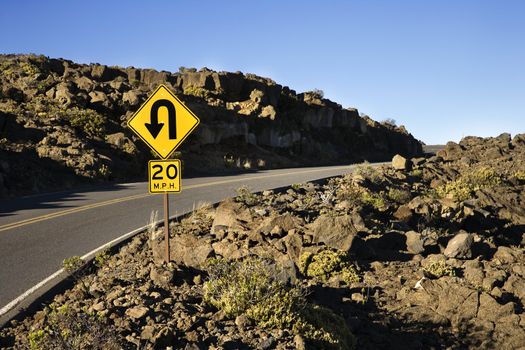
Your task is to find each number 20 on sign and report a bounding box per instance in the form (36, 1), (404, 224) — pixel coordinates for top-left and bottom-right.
(148, 160), (181, 193)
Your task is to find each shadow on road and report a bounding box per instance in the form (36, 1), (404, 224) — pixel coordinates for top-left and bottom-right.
(0, 183), (130, 218)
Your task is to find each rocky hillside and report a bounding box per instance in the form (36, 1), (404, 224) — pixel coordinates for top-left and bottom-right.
(0, 54), (421, 197)
(1, 133), (524, 349)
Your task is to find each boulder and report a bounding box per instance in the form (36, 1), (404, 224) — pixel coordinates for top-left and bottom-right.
(170, 234), (214, 268)
(477, 293), (516, 322)
(123, 90), (142, 106)
(308, 213), (361, 251)
(493, 246), (521, 264)
(407, 277), (478, 328)
(256, 213), (303, 235)
(151, 233), (213, 268)
(392, 154), (412, 171)
(444, 231), (473, 259)
(394, 205), (413, 222)
(211, 199), (252, 234)
(125, 306), (149, 319)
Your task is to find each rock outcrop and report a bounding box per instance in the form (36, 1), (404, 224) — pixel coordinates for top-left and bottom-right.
(0, 54), (422, 197)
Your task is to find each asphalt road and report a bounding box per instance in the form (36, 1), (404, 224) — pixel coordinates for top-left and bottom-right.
(0, 164), (372, 310)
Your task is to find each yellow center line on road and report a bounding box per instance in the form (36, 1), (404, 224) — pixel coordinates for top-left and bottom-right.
(0, 165), (355, 233)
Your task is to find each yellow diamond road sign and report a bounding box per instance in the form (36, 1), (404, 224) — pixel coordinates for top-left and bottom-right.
(128, 84), (200, 159)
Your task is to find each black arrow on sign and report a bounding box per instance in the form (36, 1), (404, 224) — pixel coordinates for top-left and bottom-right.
(146, 99), (177, 139)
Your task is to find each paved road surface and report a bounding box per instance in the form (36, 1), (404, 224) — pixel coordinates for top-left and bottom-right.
(0, 164), (375, 310)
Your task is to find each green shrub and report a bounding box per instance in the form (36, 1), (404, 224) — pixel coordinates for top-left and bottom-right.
(183, 85), (210, 99)
(98, 164), (111, 179)
(436, 167), (502, 201)
(299, 249), (360, 285)
(387, 188), (412, 204)
(203, 257), (355, 349)
(235, 185), (259, 206)
(26, 304), (119, 350)
(361, 191), (388, 211)
(354, 162), (382, 184)
(336, 182), (364, 206)
(94, 247), (111, 268)
(69, 108), (106, 139)
(296, 304), (356, 349)
(20, 62), (40, 76)
(63, 256), (84, 274)
(203, 257), (282, 317)
(291, 183), (302, 191)
(423, 260), (455, 279)
(62, 256), (89, 292)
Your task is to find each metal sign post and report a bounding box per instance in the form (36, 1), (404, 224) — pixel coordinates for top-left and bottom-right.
(163, 193), (170, 262)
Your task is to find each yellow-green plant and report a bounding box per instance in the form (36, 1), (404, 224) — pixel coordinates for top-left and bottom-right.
(25, 304), (119, 350)
(423, 260), (455, 279)
(183, 85), (210, 99)
(62, 256), (89, 292)
(98, 164), (111, 179)
(203, 257), (282, 317)
(94, 247), (110, 268)
(203, 257), (355, 349)
(410, 169), (423, 178)
(354, 162), (382, 184)
(235, 185), (259, 206)
(361, 191), (388, 211)
(436, 167), (502, 201)
(63, 256), (84, 273)
(69, 108), (106, 139)
(299, 249), (360, 285)
(387, 188), (412, 204)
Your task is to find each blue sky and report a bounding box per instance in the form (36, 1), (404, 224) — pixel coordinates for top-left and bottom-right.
(1, 0), (524, 144)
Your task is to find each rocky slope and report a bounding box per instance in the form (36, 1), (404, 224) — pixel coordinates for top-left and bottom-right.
(1, 133), (524, 349)
(0, 54), (421, 197)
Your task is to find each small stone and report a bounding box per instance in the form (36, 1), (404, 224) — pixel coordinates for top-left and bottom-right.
(494, 246), (521, 264)
(140, 325), (155, 340)
(394, 205), (413, 222)
(405, 231), (425, 254)
(185, 331), (199, 342)
(235, 314), (252, 330)
(92, 301), (105, 312)
(270, 225), (284, 237)
(259, 336), (275, 350)
(444, 231), (473, 259)
(125, 306), (149, 319)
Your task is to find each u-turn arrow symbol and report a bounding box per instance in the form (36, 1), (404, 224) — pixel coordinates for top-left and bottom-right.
(145, 99), (177, 139)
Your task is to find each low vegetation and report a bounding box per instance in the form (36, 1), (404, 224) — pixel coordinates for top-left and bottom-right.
(203, 256), (356, 349)
(436, 166), (502, 201)
(235, 185), (259, 206)
(422, 260), (455, 279)
(299, 249), (360, 285)
(69, 108), (106, 139)
(27, 304), (119, 350)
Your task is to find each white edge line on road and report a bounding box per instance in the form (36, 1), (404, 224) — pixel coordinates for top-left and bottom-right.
(0, 217), (168, 319)
(0, 162), (389, 321)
